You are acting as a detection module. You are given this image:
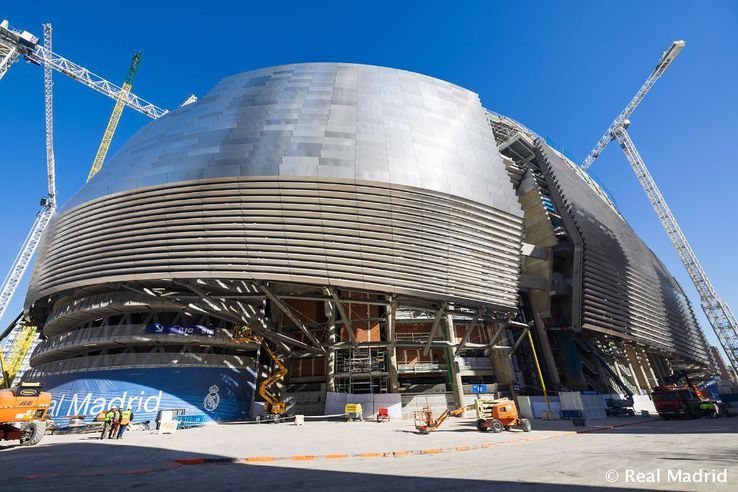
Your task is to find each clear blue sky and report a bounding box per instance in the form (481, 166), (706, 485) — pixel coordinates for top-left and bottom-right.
(1, 1), (736, 356)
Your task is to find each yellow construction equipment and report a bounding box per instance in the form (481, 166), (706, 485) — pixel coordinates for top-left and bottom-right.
(0, 323), (38, 388)
(344, 403), (363, 421)
(414, 397), (532, 434)
(259, 344), (287, 416)
(86, 51), (141, 182)
(232, 330), (288, 420)
(0, 382), (52, 446)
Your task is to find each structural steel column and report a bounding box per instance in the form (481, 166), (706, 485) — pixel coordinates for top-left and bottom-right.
(325, 301), (336, 393)
(386, 297), (399, 393)
(624, 344), (651, 392)
(638, 347), (659, 389)
(623, 344), (644, 394)
(487, 324), (514, 385)
(445, 314), (465, 408)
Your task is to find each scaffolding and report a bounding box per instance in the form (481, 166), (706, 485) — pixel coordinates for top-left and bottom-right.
(334, 347), (388, 394)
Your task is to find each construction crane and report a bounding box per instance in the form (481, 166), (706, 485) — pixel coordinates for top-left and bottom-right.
(0, 24), (56, 329)
(87, 51), (142, 181)
(0, 19), (167, 329)
(0, 19), (166, 119)
(580, 41), (738, 374)
(581, 41), (685, 171)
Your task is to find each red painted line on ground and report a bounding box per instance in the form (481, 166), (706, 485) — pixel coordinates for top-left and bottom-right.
(291, 455), (316, 461)
(24, 472), (63, 480)
(175, 458), (206, 465)
(323, 453), (350, 459)
(124, 468), (157, 475)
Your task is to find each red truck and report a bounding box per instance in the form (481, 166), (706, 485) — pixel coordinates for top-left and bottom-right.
(652, 371), (725, 419)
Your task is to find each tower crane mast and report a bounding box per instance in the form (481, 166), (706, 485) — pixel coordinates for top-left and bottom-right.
(0, 25), (57, 379)
(0, 24), (56, 327)
(581, 41), (738, 374)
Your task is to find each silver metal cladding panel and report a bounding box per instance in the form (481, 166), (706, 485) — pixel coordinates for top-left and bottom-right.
(28, 177), (523, 310)
(536, 142), (711, 365)
(27, 64), (524, 310)
(66, 63), (521, 218)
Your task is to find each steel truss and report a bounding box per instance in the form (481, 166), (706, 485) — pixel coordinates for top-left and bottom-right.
(614, 127), (738, 370)
(0, 19), (166, 119)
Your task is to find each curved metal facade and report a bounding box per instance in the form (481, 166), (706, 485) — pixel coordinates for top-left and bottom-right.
(535, 142), (711, 364)
(66, 63), (521, 215)
(27, 63), (524, 313)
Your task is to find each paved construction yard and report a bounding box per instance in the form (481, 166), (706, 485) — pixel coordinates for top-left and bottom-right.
(1, 416), (736, 491)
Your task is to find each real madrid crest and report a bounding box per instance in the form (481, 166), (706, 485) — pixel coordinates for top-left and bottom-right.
(204, 384), (220, 412)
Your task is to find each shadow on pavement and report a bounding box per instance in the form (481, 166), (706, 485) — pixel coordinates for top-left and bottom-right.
(1, 439), (668, 492)
(528, 416), (738, 434)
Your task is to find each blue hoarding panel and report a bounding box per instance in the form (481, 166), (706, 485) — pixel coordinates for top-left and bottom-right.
(38, 366), (256, 424)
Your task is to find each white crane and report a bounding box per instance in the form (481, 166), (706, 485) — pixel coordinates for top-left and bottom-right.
(0, 19), (167, 329)
(0, 24), (55, 360)
(0, 19), (167, 119)
(581, 41), (738, 374)
(581, 41), (684, 170)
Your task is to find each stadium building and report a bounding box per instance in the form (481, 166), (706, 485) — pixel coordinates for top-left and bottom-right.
(22, 63), (714, 422)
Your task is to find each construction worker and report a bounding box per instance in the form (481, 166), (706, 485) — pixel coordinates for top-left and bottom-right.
(117, 409), (134, 439)
(108, 407), (121, 439)
(100, 408), (114, 440)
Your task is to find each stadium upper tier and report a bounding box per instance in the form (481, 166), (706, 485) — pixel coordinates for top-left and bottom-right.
(26, 63), (524, 312)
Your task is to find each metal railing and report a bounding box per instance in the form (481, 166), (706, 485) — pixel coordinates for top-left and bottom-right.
(32, 324), (237, 360)
(397, 362), (446, 373)
(24, 352), (255, 378)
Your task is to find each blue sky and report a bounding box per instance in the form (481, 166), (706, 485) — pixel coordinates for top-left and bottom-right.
(1, 1), (736, 355)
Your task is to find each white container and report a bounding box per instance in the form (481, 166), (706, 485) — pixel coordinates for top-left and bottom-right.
(294, 414), (305, 426)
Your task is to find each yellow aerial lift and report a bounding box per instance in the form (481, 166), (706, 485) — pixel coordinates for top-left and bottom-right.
(232, 328), (288, 420)
(414, 397), (532, 434)
(259, 344), (288, 417)
(86, 51), (142, 182)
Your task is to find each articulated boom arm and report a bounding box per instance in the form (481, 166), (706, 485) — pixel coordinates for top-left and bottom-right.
(258, 345), (288, 414)
(614, 127), (738, 370)
(581, 41), (685, 170)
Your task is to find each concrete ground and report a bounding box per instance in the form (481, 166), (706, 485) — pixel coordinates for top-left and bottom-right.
(1, 415), (736, 491)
